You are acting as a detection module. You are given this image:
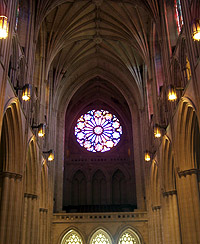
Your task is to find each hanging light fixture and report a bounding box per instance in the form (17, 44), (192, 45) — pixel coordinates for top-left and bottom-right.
(144, 151), (151, 162)
(154, 125), (162, 138)
(38, 123), (46, 137)
(0, 15), (9, 39)
(48, 150), (54, 161)
(15, 84), (32, 101)
(32, 123), (46, 137)
(192, 19), (200, 41)
(168, 85), (177, 101)
(22, 84), (32, 101)
(43, 150), (54, 161)
(43, 150), (54, 162)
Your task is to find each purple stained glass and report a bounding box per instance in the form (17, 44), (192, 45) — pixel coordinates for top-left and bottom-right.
(75, 110), (122, 152)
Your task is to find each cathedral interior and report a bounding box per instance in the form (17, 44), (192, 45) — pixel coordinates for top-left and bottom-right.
(0, 0), (200, 243)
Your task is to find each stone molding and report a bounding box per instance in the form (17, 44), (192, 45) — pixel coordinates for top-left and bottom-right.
(152, 205), (161, 211)
(177, 168), (200, 177)
(24, 193), (38, 199)
(53, 211), (148, 223)
(39, 208), (48, 213)
(162, 189), (177, 197)
(0, 171), (22, 180)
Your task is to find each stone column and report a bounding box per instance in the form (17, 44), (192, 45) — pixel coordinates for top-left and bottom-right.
(177, 169), (200, 244)
(162, 190), (181, 244)
(0, 172), (22, 244)
(152, 206), (163, 244)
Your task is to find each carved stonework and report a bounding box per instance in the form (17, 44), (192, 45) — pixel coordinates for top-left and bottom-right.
(162, 189), (177, 197)
(24, 193), (38, 199)
(177, 168), (200, 177)
(152, 205), (161, 211)
(0, 171), (22, 180)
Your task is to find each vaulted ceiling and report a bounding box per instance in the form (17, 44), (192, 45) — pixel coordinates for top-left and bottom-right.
(35, 0), (160, 112)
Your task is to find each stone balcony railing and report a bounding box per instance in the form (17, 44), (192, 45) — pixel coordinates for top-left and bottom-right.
(53, 211), (148, 223)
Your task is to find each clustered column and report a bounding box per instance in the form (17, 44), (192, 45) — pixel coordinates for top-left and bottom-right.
(21, 193), (38, 244)
(0, 172), (23, 244)
(162, 190), (181, 244)
(177, 170), (200, 244)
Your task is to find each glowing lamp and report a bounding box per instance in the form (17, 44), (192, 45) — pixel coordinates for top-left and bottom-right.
(47, 150), (54, 161)
(0, 16), (8, 39)
(38, 124), (46, 137)
(32, 123), (46, 137)
(192, 19), (200, 41)
(22, 84), (32, 101)
(168, 85), (177, 101)
(43, 150), (54, 162)
(144, 151), (151, 162)
(154, 125), (162, 138)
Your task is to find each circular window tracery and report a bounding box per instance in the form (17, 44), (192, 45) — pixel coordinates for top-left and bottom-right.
(75, 110), (122, 152)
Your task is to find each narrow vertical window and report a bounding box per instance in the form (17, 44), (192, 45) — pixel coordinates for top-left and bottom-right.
(175, 0), (183, 34)
(15, 2), (20, 31)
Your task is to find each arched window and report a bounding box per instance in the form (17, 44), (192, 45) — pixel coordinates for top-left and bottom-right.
(71, 170), (87, 205)
(175, 0), (183, 34)
(61, 230), (83, 244)
(15, 2), (20, 31)
(92, 170), (107, 205)
(112, 170), (127, 204)
(90, 229), (112, 244)
(118, 229), (141, 244)
(75, 110), (122, 152)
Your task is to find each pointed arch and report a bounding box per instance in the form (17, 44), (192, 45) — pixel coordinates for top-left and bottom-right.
(176, 98), (200, 169)
(61, 229), (84, 244)
(117, 228), (142, 244)
(0, 101), (23, 173)
(150, 160), (160, 206)
(92, 170), (107, 205)
(89, 229), (112, 244)
(162, 136), (176, 192)
(25, 138), (38, 194)
(71, 170), (87, 205)
(112, 169), (127, 204)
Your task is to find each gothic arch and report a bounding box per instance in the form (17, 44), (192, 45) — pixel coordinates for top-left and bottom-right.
(112, 169), (127, 205)
(116, 227), (142, 244)
(40, 162), (48, 208)
(60, 228), (85, 244)
(150, 160), (160, 206)
(21, 138), (39, 244)
(0, 101), (23, 173)
(162, 136), (176, 192)
(176, 98), (200, 170)
(89, 228), (113, 244)
(92, 170), (107, 205)
(25, 138), (38, 194)
(71, 170), (87, 206)
(0, 101), (23, 243)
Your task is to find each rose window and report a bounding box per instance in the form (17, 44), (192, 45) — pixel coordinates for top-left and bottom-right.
(75, 110), (122, 152)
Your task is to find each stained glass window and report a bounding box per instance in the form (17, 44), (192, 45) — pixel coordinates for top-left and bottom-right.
(90, 230), (112, 244)
(15, 2), (20, 31)
(175, 0), (183, 34)
(91, 233), (110, 244)
(61, 230), (83, 244)
(75, 110), (122, 153)
(118, 230), (141, 244)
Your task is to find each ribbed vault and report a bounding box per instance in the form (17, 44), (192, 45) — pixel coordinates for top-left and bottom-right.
(36, 0), (157, 110)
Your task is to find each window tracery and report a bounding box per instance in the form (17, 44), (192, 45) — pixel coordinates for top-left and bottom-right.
(61, 230), (83, 244)
(75, 110), (122, 152)
(118, 230), (141, 244)
(175, 0), (183, 34)
(90, 229), (112, 244)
